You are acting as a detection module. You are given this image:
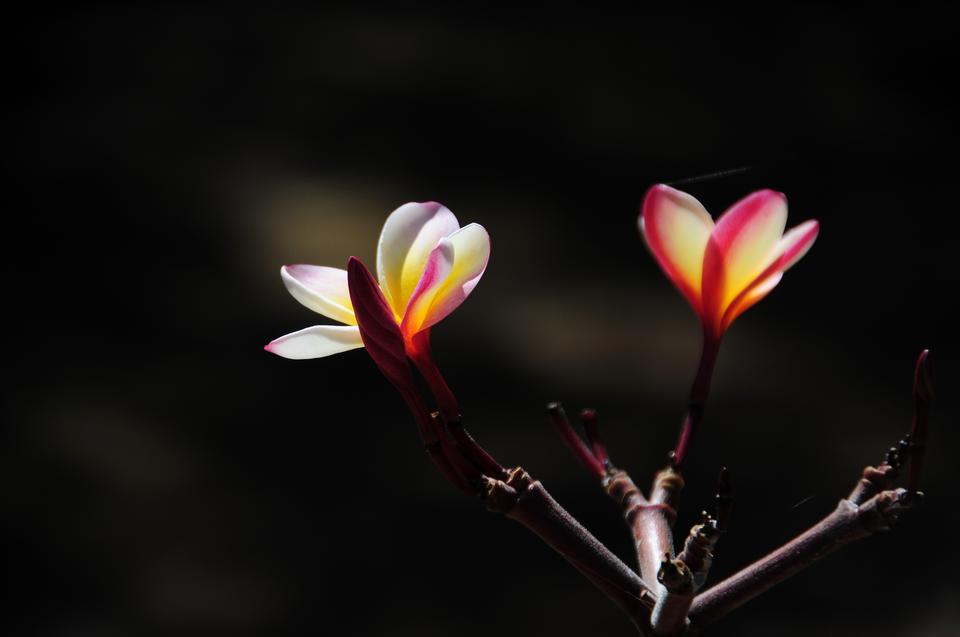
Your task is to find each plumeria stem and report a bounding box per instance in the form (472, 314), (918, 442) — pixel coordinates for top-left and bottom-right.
(671, 332), (721, 469)
(635, 468), (683, 594)
(408, 332), (506, 479)
(485, 467), (655, 629)
(446, 417), (507, 479)
(408, 331), (461, 421)
(397, 387), (478, 495)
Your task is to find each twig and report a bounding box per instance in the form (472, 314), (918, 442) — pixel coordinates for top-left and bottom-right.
(907, 349), (934, 493)
(547, 403), (606, 480)
(581, 408), (611, 470)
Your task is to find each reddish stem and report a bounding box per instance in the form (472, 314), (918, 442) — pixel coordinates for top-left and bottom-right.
(407, 331), (506, 479)
(580, 408), (612, 469)
(407, 330), (460, 421)
(395, 385), (478, 495)
(548, 403), (606, 480)
(907, 349), (934, 493)
(671, 332), (721, 469)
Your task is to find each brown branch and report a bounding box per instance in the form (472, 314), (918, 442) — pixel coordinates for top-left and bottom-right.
(547, 404), (690, 635)
(689, 487), (913, 628)
(637, 468), (688, 636)
(637, 468), (683, 586)
(484, 467), (655, 629)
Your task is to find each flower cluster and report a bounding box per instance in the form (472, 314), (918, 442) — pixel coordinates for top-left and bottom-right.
(266, 186), (818, 467)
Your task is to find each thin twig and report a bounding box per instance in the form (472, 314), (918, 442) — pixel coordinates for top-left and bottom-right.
(907, 349), (934, 493)
(547, 402), (606, 480)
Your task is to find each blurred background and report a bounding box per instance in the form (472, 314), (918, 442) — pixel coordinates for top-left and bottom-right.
(5, 4), (958, 636)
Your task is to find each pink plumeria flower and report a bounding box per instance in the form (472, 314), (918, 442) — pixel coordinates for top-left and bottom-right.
(265, 202), (490, 361)
(640, 184), (819, 341)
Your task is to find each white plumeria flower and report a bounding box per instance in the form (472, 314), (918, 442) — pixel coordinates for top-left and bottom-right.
(265, 202), (491, 360)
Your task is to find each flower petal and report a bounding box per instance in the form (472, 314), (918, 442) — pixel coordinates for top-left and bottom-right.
(347, 256), (417, 393)
(399, 238), (455, 337)
(718, 219), (819, 332)
(417, 223), (490, 332)
(701, 189), (788, 330)
(376, 202), (460, 319)
(264, 325), (364, 359)
(639, 184), (714, 313)
(720, 272), (783, 332)
(775, 219), (819, 271)
(281, 265), (356, 325)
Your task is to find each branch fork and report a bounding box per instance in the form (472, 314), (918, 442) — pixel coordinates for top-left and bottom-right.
(546, 349), (934, 635)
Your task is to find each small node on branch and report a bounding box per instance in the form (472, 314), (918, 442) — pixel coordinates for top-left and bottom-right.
(847, 435), (910, 506)
(657, 553), (694, 594)
(651, 553), (695, 636)
(650, 466), (684, 511)
(678, 511), (720, 591)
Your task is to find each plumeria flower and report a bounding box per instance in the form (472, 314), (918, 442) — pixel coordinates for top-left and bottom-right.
(265, 201), (491, 362)
(639, 184), (819, 467)
(266, 202), (496, 489)
(640, 184), (819, 341)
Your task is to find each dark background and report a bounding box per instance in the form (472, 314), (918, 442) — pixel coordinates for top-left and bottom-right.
(5, 4), (958, 636)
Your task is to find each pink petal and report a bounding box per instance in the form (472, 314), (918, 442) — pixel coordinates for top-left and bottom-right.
(775, 219), (819, 271)
(718, 219), (819, 331)
(639, 184), (714, 315)
(701, 189), (788, 333)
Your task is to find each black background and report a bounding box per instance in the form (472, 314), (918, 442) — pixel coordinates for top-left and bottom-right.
(5, 4), (958, 636)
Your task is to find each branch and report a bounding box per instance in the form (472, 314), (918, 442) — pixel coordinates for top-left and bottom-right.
(689, 487), (912, 628)
(484, 467), (655, 629)
(547, 404), (689, 635)
(690, 349), (935, 630)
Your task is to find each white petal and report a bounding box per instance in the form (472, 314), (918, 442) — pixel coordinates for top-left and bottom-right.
(281, 265), (356, 325)
(264, 325), (364, 360)
(376, 202), (460, 317)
